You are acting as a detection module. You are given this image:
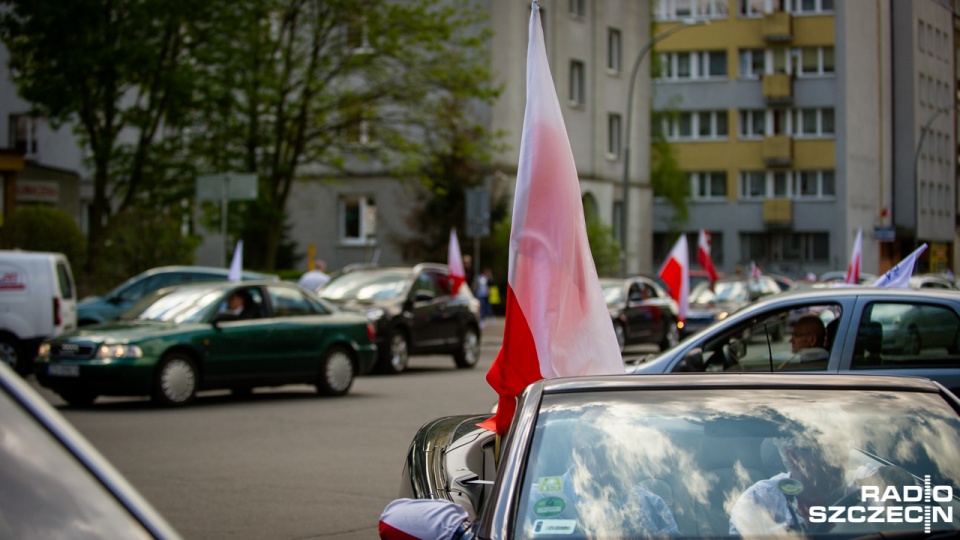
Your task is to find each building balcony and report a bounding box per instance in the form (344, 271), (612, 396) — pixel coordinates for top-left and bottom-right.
(762, 135), (793, 166)
(762, 11), (792, 42)
(762, 73), (793, 104)
(762, 198), (792, 227)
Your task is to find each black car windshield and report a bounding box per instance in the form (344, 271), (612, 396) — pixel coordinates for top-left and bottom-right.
(321, 271), (409, 301)
(121, 287), (224, 323)
(515, 388), (960, 539)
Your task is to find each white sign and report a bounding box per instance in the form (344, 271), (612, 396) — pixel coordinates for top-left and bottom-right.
(17, 180), (59, 203)
(195, 173), (258, 201)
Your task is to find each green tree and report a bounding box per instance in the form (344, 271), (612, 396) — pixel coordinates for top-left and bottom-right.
(90, 208), (200, 294)
(0, 0), (228, 274)
(185, 0), (501, 270)
(2, 206), (86, 270)
(650, 111), (689, 230)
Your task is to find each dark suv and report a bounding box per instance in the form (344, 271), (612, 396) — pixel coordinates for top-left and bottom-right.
(319, 263), (482, 374)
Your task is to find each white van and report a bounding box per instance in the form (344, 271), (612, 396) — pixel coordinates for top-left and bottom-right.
(0, 251), (78, 374)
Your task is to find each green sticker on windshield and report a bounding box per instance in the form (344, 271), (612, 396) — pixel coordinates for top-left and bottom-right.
(533, 497), (566, 517)
(537, 476), (563, 493)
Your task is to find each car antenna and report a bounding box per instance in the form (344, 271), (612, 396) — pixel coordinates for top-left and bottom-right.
(764, 322), (774, 372)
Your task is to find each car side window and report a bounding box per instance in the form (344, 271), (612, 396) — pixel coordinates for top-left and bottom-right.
(853, 302), (960, 369)
(627, 284), (642, 302)
(696, 303), (840, 373)
(266, 286), (315, 317)
(55, 261), (74, 299)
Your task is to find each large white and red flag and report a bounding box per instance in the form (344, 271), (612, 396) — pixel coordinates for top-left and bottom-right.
(447, 228), (466, 295)
(658, 235), (690, 323)
(697, 229), (718, 285)
(480, 3), (623, 435)
(844, 228), (862, 285)
(873, 243), (928, 289)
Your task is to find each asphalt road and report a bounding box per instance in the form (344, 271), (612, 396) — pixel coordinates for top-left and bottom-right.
(28, 319), (656, 540)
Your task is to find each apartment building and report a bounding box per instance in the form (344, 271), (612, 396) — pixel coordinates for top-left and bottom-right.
(651, 0), (957, 278)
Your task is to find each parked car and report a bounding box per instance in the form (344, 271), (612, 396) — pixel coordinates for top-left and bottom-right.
(0, 360), (181, 538)
(683, 275), (783, 337)
(394, 373), (960, 538)
(909, 273), (959, 290)
(0, 250), (78, 375)
(35, 280), (376, 406)
(319, 263), (481, 374)
(599, 276), (679, 353)
(77, 265), (277, 326)
(818, 270), (878, 285)
(688, 268), (726, 290)
(633, 287), (960, 395)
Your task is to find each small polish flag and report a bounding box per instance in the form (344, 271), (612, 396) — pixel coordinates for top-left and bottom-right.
(447, 228), (466, 295)
(658, 235), (689, 323)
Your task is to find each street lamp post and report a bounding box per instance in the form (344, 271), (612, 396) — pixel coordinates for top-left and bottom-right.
(620, 18), (707, 277)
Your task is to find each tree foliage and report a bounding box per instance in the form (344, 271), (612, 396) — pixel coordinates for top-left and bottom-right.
(651, 110), (689, 230)
(0, 0), (228, 274)
(2, 206), (86, 270)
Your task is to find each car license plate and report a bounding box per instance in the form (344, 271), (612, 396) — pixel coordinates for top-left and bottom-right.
(48, 364), (79, 377)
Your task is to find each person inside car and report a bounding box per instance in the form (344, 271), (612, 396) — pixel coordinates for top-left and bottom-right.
(221, 290), (260, 320)
(780, 315), (829, 368)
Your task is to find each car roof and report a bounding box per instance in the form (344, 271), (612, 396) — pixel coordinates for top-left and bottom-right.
(140, 265), (276, 278)
(539, 372), (945, 394)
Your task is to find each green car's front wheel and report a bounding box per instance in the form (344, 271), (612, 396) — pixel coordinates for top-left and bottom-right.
(154, 352), (198, 406)
(316, 346), (355, 396)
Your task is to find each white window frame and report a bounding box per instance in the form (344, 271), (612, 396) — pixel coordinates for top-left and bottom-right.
(787, 0), (834, 14)
(738, 48), (765, 79)
(690, 171), (728, 201)
(9, 114), (39, 157)
(739, 109), (766, 139)
(569, 60), (585, 105)
(569, 0), (586, 17)
(657, 50), (728, 81)
(795, 46), (834, 77)
(740, 170), (835, 200)
(655, 0), (728, 20)
(339, 195), (377, 245)
(792, 108), (834, 138)
(608, 28), (622, 73)
(663, 110), (728, 141)
(793, 170), (835, 199)
(607, 113), (622, 158)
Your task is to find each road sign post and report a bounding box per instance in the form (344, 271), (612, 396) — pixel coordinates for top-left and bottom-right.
(196, 173), (258, 266)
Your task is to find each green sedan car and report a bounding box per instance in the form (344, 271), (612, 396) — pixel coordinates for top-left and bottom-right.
(34, 280), (377, 407)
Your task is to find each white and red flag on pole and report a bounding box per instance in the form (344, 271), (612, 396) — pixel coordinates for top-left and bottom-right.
(844, 228), (862, 285)
(697, 229), (718, 285)
(447, 228), (466, 295)
(658, 235), (690, 323)
(750, 261), (761, 280)
(480, 3), (624, 435)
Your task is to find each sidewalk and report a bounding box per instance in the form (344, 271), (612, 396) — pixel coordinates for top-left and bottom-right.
(480, 316), (504, 349)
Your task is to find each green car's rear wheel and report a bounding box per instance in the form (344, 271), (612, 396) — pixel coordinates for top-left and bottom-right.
(317, 346), (355, 396)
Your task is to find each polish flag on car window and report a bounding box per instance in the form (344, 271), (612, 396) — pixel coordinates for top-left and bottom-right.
(448, 228), (466, 295)
(658, 235), (689, 323)
(697, 229), (717, 285)
(480, 3), (624, 436)
(844, 228), (862, 285)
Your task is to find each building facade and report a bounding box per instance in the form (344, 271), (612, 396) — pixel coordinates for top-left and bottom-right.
(652, 0), (957, 279)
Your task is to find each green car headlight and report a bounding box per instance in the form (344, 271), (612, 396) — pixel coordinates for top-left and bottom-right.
(96, 344), (143, 359)
(37, 343), (50, 357)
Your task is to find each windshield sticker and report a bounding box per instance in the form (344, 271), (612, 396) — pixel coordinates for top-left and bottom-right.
(533, 519), (576, 535)
(533, 497), (566, 517)
(537, 476), (563, 493)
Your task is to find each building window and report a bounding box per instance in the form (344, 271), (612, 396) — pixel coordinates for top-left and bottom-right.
(345, 14), (372, 53)
(340, 195), (377, 244)
(738, 48), (765, 79)
(608, 113), (622, 157)
(739, 0), (764, 17)
(796, 47), (834, 76)
(690, 172), (728, 200)
(663, 110), (728, 140)
(657, 50), (728, 80)
(740, 232), (830, 267)
(738, 110), (766, 139)
(569, 60), (585, 105)
(9, 114), (38, 156)
(790, 0), (834, 14)
(793, 108), (835, 137)
(607, 29), (622, 72)
(569, 0), (586, 17)
(740, 170), (835, 199)
(655, 0), (728, 20)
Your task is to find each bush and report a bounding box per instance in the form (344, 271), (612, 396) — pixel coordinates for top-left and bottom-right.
(2, 206), (87, 270)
